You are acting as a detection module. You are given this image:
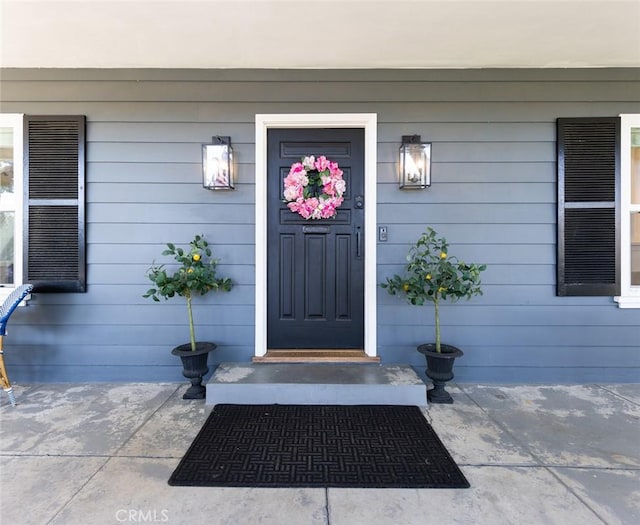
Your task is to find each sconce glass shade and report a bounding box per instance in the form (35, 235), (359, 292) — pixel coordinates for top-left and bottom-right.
(399, 135), (431, 189)
(202, 136), (234, 190)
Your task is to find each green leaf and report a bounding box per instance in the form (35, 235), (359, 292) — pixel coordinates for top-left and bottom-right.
(144, 235), (233, 309)
(379, 227), (486, 312)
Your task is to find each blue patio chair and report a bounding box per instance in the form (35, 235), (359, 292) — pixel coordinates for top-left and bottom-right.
(0, 284), (33, 406)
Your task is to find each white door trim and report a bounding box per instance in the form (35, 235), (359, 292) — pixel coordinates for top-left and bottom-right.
(255, 113), (378, 357)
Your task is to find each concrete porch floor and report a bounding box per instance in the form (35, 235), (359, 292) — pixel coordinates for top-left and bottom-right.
(0, 381), (638, 525)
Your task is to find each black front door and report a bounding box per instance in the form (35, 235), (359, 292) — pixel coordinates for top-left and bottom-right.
(267, 128), (365, 349)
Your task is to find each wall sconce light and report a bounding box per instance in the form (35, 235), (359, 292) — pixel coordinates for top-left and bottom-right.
(202, 136), (234, 190)
(399, 135), (431, 189)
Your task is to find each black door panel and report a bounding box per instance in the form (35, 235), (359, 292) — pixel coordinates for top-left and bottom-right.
(267, 128), (365, 349)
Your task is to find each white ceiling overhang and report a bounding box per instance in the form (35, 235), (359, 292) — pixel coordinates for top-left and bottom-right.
(1, 0), (639, 69)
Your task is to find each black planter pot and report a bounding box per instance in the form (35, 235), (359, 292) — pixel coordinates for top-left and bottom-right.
(417, 343), (464, 404)
(171, 342), (217, 399)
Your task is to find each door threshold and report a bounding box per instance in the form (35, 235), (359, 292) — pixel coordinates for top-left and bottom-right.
(253, 349), (380, 363)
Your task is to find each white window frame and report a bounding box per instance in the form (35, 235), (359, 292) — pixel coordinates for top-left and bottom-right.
(0, 114), (24, 303)
(615, 113), (640, 308)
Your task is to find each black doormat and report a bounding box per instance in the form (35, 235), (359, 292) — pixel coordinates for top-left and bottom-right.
(168, 404), (469, 488)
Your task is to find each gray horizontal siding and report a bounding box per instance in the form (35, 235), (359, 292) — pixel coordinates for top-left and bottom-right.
(19, 284), (256, 306)
(14, 303), (640, 329)
(86, 121), (555, 143)
(88, 162), (555, 184)
(8, 324), (253, 346)
(85, 141), (555, 164)
(3, 80), (639, 102)
(3, 101), (640, 122)
(2, 67), (639, 383)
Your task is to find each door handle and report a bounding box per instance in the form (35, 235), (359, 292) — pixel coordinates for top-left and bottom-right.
(356, 227), (362, 258)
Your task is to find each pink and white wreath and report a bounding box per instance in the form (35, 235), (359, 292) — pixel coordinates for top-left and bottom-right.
(283, 155), (346, 220)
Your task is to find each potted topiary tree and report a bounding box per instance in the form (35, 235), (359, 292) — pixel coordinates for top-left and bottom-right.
(144, 234), (232, 399)
(381, 227), (486, 404)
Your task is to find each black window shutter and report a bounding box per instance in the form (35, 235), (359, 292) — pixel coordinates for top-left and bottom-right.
(23, 115), (86, 292)
(557, 117), (620, 296)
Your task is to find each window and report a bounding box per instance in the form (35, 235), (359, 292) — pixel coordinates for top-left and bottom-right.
(0, 114), (24, 301)
(615, 114), (640, 308)
(557, 117), (620, 297)
(0, 114), (86, 300)
(557, 115), (640, 308)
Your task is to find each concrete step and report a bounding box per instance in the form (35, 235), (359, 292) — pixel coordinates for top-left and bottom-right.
(206, 363), (428, 406)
